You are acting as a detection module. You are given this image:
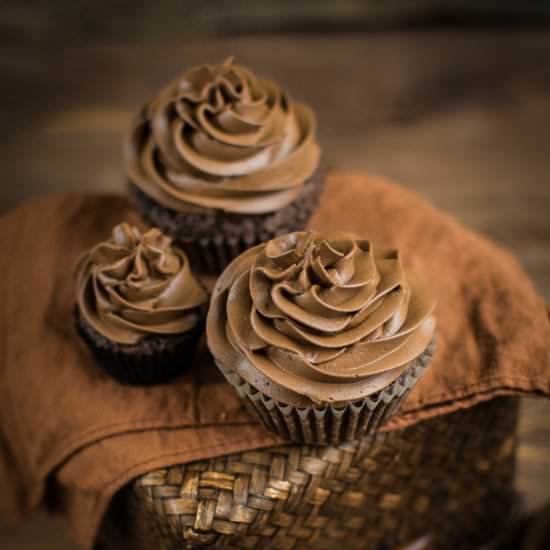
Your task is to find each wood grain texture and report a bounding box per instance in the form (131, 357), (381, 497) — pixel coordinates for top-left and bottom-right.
(0, 30), (549, 548)
(3, 2), (550, 43)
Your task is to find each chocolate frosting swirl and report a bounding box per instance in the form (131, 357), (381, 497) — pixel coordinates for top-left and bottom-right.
(207, 231), (436, 405)
(125, 57), (320, 215)
(75, 223), (208, 345)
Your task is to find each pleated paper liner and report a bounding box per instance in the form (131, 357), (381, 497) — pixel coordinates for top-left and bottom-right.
(218, 338), (436, 445)
(180, 232), (262, 276)
(75, 308), (204, 386)
(129, 167), (325, 275)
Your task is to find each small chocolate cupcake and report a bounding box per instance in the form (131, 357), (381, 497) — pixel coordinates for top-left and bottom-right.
(75, 223), (208, 385)
(125, 57), (323, 274)
(207, 231), (437, 444)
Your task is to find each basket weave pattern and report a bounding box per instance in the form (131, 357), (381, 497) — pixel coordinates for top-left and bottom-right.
(101, 397), (520, 549)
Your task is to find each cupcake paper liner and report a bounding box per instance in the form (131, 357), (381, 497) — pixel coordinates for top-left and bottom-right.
(180, 233), (259, 276)
(129, 167), (325, 275)
(216, 339), (435, 445)
(75, 308), (204, 386)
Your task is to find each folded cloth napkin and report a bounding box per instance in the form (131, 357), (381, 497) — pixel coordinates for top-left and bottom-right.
(0, 173), (548, 549)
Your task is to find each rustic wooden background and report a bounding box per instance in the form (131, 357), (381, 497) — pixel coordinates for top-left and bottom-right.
(1, 4), (549, 547)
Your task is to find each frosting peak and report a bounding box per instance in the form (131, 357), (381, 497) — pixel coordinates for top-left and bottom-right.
(75, 223), (208, 345)
(125, 58), (320, 214)
(207, 231), (436, 405)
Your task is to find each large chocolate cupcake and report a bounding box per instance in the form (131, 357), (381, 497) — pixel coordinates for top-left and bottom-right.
(75, 223), (208, 386)
(207, 231), (436, 444)
(125, 57), (323, 274)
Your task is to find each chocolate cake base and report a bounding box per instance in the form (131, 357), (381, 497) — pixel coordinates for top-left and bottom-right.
(217, 337), (437, 445)
(74, 307), (204, 386)
(129, 167), (325, 274)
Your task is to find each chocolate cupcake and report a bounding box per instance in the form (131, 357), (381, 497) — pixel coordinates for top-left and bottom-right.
(125, 57), (323, 274)
(75, 223), (208, 386)
(207, 231), (436, 444)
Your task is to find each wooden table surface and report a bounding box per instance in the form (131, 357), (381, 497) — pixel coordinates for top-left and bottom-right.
(1, 30), (549, 548)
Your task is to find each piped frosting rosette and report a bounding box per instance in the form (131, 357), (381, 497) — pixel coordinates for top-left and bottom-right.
(207, 230), (436, 443)
(125, 57), (321, 215)
(75, 223), (208, 345)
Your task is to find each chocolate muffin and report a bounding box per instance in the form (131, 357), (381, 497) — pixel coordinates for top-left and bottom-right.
(75, 223), (208, 385)
(207, 230), (437, 444)
(125, 57), (324, 274)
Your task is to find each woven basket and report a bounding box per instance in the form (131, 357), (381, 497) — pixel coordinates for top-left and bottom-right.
(97, 396), (519, 549)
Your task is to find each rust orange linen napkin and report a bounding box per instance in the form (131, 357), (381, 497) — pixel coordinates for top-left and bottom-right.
(0, 173), (548, 548)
